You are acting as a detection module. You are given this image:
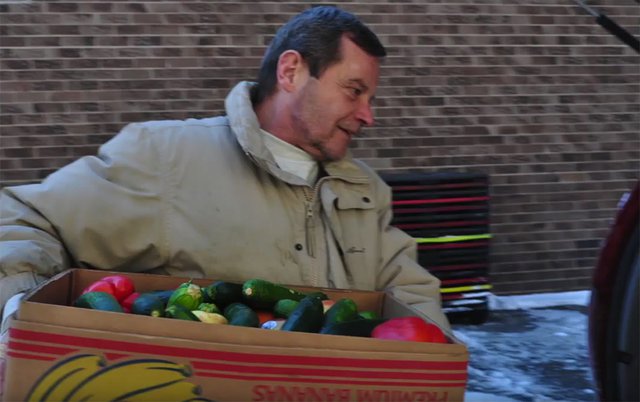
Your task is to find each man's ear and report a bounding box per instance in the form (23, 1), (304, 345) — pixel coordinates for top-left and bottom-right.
(276, 50), (307, 92)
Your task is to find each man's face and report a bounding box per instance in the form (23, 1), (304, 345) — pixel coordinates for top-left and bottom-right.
(291, 36), (381, 162)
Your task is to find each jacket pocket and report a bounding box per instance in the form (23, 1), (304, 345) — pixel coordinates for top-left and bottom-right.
(334, 189), (376, 211)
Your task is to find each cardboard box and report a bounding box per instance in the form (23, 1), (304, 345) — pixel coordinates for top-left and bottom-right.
(4, 269), (468, 401)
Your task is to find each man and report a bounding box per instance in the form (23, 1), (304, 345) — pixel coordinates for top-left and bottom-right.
(0, 6), (450, 331)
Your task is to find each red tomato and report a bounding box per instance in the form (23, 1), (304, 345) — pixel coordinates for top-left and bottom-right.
(256, 310), (275, 325)
(322, 299), (335, 313)
(81, 280), (116, 297)
(371, 317), (447, 343)
(101, 275), (135, 302)
(121, 292), (140, 313)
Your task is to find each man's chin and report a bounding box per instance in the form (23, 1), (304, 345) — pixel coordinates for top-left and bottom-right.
(310, 142), (349, 162)
(321, 149), (348, 162)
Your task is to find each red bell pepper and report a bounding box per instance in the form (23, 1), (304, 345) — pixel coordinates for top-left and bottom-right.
(81, 280), (116, 297)
(121, 291), (140, 313)
(101, 275), (136, 302)
(371, 316), (447, 343)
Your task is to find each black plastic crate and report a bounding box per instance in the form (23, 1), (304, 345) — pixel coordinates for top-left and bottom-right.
(381, 171), (492, 324)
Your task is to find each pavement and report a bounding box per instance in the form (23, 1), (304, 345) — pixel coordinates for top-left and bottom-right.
(452, 296), (598, 402)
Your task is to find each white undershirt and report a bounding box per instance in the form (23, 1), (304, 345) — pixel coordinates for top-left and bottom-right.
(261, 129), (318, 185)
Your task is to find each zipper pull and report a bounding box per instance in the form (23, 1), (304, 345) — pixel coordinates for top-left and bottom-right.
(305, 201), (315, 258)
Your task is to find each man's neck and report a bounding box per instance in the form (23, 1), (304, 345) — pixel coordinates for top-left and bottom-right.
(254, 96), (298, 147)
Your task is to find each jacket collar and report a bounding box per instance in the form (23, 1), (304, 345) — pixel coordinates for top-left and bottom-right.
(225, 81), (370, 186)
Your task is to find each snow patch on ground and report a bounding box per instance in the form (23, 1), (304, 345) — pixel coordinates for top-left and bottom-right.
(487, 290), (590, 311)
(465, 391), (520, 401)
(455, 291), (597, 401)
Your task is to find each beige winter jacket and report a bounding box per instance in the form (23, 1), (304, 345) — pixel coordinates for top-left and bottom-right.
(0, 82), (449, 330)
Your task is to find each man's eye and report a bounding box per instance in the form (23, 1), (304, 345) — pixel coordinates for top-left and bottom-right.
(350, 87), (362, 97)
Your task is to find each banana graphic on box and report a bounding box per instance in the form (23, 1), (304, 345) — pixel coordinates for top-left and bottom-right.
(26, 354), (214, 402)
(26, 354), (105, 402)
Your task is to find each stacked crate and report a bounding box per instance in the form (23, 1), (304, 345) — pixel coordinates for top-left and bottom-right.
(381, 171), (492, 323)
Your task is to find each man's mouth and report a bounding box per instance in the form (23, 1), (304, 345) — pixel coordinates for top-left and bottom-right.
(339, 127), (356, 137)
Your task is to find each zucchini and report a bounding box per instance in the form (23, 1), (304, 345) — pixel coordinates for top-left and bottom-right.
(242, 279), (307, 309)
(73, 291), (123, 313)
(192, 311), (228, 325)
(202, 281), (244, 307)
(164, 304), (199, 321)
(281, 296), (324, 333)
(223, 302), (260, 328)
(323, 298), (359, 326)
(197, 302), (221, 314)
(273, 299), (299, 318)
(320, 318), (388, 337)
(131, 293), (165, 317)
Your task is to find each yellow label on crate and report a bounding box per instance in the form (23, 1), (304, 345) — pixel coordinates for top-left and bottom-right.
(415, 234), (491, 243)
(441, 284), (493, 294)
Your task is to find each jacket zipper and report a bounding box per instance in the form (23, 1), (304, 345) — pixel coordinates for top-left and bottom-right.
(302, 178), (327, 287)
(247, 149), (319, 260)
(302, 186), (316, 259)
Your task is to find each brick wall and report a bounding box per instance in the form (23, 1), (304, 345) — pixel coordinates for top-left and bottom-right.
(1, 1), (638, 295)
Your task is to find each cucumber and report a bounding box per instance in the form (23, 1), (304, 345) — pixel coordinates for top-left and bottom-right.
(223, 302), (260, 328)
(273, 299), (300, 318)
(358, 310), (380, 320)
(281, 296), (324, 333)
(131, 293), (165, 317)
(150, 289), (174, 305)
(242, 279), (307, 309)
(202, 281), (244, 307)
(320, 318), (388, 337)
(324, 298), (359, 326)
(74, 291), (123, 313)
(305, 291), (329, 301)
(164, 304), (199, 321)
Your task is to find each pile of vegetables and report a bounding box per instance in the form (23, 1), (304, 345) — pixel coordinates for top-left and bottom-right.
(74, 275), (447, 343)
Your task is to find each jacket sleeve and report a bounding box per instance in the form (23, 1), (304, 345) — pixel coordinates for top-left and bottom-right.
(374, 183), (452, 332)
(0, 123), (169, 311)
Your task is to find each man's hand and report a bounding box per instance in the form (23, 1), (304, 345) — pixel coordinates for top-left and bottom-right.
(1, 292), (24, 336)
(0, 341), (5, 399)
(0, 292), (24, 398)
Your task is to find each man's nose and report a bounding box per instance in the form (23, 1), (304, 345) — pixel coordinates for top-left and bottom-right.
(355, 101), (374, 127)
